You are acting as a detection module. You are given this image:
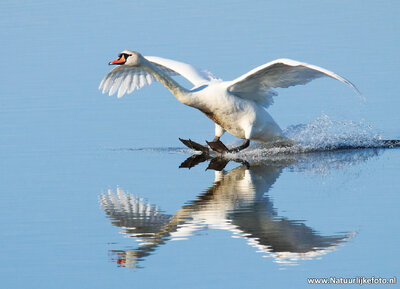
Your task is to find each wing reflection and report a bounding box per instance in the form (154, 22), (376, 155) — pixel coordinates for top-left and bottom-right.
(100, 149), (380, 268)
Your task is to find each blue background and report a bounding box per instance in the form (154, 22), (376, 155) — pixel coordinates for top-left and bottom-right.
(1, 1), (399, 288)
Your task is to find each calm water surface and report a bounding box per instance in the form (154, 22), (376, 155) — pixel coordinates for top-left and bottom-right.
(1, 1), (399, 288)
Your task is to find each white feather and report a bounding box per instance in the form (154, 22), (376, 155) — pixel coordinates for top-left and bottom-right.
(99, 56), (215, 98)
(109, 74), (123, 96)
(227, 58), (362, 108)
(130, 74), (139, 93)
(117, 75), (129, 98)
(139, 74), (146, 87)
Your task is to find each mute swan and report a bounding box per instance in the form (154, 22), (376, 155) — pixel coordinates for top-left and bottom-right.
(100, 51), (360, 153)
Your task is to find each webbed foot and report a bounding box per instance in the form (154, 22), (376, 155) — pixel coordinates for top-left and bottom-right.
(206, 139), (230, 153)
(179, 138), (210, 153)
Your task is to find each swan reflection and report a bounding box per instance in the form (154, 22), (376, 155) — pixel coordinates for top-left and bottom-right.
(100, 149), (379, 268)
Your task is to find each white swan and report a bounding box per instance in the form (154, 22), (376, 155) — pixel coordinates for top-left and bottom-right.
(99, 51), (360, 152)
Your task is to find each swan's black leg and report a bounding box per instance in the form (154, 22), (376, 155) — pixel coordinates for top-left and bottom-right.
(229, 139), (250, 153)
(206, 137), (230, 153)
(179, 138), (210, 153)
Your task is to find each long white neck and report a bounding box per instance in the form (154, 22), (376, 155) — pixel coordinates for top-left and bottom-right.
(140, 59), (193, 106)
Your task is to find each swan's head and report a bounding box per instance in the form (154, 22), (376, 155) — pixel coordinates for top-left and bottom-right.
(109, 50), (143, 66)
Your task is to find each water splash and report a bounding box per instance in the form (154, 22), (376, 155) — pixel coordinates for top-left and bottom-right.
(229, 115), (385, 160)
(283, 114), (382, 150)
(120, 115), (393, 162)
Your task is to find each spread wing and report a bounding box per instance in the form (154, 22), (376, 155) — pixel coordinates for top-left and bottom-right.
(99, 56), (215, 98)
(227, 58), (362, 108)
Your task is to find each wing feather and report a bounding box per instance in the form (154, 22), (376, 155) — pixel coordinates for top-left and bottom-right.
(117, 74), (130, 98)
(140, 74), (147, 87)
(129, 74), (138, 93)
(145, 73), (153, 83)
(109, 73), (123, 96)
(123, 73), (133, 94)
(99, 55), (216, 98)
(228, 58), (361, 108)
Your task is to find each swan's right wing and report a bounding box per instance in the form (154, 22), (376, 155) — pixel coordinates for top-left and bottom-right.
(99, 62), (177, 98)
(99, 56), (215, 98)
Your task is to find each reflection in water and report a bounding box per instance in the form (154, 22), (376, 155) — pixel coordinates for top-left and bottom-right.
(100, 149), (380, 268)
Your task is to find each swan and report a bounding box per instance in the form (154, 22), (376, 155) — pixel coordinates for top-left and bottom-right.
(99, 51), (360, 153)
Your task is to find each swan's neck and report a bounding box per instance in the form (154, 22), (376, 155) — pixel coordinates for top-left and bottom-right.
(140, 60), (192, 105)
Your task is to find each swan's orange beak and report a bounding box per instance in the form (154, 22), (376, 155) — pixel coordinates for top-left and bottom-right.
(109, 55), (126, 65)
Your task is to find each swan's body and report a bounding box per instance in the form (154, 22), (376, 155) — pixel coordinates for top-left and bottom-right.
(100, 51), (360, 151)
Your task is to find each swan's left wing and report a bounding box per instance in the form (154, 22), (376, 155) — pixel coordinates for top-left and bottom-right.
(227, 58), (361, 108)
(99, 56), (215, 98)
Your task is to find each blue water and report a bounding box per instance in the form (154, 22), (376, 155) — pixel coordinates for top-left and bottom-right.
(1, 1), (399, 288)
